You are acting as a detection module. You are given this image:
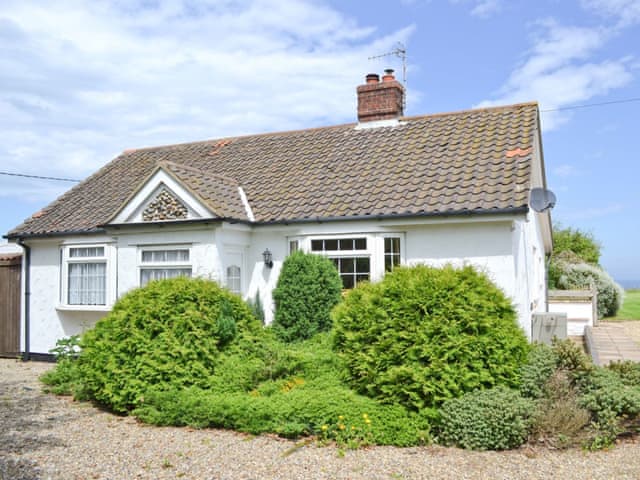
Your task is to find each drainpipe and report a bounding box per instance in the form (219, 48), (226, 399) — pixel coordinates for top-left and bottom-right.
(16, 239), (30, 361)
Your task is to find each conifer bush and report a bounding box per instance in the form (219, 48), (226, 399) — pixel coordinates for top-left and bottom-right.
(272, 251), (342, 342)
(76, 277), (263, 412)
(439, 386), (535, 450)
(332, 264), (529, 412)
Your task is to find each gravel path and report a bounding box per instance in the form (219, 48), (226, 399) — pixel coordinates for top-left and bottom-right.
(2, 358), (640, 480)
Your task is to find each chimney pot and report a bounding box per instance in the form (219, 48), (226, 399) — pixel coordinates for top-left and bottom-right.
(365, 73), (380, 84)
(382, 68), (395, 82)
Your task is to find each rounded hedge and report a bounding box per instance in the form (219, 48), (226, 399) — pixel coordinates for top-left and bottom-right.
(332, 264), (530, 412)
(439, 386), (535, 450)
(272, 251), (343, 342)
(77, 277), (263, 412)
(553, 260), (623, 318)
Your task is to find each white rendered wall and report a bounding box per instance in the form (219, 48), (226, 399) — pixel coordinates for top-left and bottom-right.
(548, 298), (595, 336)
(24, 213), (546, 353)
(25, 237), (112, 355)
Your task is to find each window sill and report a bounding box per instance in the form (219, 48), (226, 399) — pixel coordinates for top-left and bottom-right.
(56, 304), (112, 312)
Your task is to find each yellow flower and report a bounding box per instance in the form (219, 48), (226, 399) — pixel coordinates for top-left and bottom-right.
(339, 424), (345, 430)
(362, 413), (368, 419)
(365, 419), (371, 425)
(351, 426), (356, 431)
(338, 415), (344, 420)
(321, 425), (328, 431)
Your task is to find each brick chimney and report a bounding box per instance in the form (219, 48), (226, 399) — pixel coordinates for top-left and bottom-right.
(357, 69), (405, 122)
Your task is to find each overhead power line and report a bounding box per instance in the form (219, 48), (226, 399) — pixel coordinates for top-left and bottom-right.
(0, 170), (80, 183)
(541, 97), (640, 112)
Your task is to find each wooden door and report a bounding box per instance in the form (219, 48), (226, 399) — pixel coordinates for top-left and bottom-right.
(0, 255), (21, 357)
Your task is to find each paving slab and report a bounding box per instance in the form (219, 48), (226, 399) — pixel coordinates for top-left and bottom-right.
(585, 322), (640, 366)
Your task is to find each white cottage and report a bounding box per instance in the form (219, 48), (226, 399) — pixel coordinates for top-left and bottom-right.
(6, 71), (552, 359)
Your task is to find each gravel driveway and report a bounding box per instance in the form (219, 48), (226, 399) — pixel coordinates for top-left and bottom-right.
(2, 358), (640, 480)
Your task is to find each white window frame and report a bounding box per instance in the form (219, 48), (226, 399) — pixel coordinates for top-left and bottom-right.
(138, 245), (192, 286)
(59, 243), (115, 311)
(292, 233), (405, 288)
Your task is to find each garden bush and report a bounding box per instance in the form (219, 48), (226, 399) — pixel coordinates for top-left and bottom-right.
(553, 260), (623, 318)
(75, 277), (264, 412)
(134, 379), (431, 447)
(438, 386), (535, 450)
(272, 251), (342, 342)
(332, 264), (530, 412)
(519, 343), (558, 399)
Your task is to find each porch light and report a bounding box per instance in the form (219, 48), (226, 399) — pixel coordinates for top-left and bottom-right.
(262, 248), (273, 269)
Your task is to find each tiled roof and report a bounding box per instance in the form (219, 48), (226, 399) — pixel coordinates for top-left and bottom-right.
(7, 102), (540, 238)
(160, 162), (249, 221)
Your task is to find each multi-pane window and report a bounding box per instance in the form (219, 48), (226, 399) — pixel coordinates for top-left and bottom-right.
(311, 237), (369, 289)
(140, 248), (191, 286)
(311, 238), (367, 252)
(384, 237), (401, 272)
(67, 246), (107, 305)
(226, 265), (241, 294)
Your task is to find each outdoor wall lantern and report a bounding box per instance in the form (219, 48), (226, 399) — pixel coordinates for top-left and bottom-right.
(262, 248), (273, 269)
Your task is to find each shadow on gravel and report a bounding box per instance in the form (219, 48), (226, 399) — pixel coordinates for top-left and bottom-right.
(0, 380), (73, 480)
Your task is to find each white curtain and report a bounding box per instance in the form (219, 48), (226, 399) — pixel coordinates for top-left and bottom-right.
(140, 268), (191, 286)
(68, 262), (106, 305)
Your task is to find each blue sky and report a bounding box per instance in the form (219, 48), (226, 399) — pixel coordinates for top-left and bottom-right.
(1, 0), (639, 282)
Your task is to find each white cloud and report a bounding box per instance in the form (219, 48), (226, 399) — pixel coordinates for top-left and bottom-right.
(476, 20), (633, 130)
(0, 0), (414, 202)
(581, 0), (640, 27)
(449, 0), (502, 18)
(470, 0), (501, 18)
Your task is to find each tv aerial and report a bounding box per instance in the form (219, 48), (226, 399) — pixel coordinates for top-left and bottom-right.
(368, 42), (407, 109)
(529, 187), (557, 213)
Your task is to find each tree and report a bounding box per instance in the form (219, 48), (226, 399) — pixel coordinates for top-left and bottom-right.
(552, 225), (601, 265)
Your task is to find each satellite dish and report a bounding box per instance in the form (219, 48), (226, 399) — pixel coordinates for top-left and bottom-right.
(530, 188), (556, 213)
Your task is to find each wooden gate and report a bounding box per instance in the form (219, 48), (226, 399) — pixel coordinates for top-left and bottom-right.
(0, 253), (21, 357)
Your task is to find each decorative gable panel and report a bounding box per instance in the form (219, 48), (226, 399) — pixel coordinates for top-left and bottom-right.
(142, 188), (188, 221)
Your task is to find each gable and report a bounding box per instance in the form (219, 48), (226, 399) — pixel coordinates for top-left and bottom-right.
(109, 168), (213, 224)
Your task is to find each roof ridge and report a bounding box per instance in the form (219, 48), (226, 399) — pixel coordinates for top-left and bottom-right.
(120, 101), (539, 154)
(400, 101), (539, 122)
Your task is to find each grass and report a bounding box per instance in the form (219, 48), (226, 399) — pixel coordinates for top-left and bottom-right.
(606, 289), (640, 321)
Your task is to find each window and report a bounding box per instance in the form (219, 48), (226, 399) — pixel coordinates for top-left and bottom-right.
(289, 240), (299, 254)
(311, 237), (369, 289)
(384, 237), (401, 272)
(62, 245), (108, 306)
(226, 265), (241, 294)
(140, 248), (191, 286)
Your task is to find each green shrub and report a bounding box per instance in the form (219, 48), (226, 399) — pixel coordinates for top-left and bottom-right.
(439, 386), (535, 450)
(606, 360), (640, 386)
(332, 265), (529, 411)
(579, 367), (640, 420)
(552, 225), (601, 265)
(76, 277), (263, 412)
(553, 261), (623, 318)
(40, 335), (83, 396)
(134, 379), (431, 447)
(246, 293), (265, 324)
(552, 338), (593, 377)
(272, 251), (342, 342)
(578, 366), (640, 448)
(133, 334), (431, 447)
(519, 343), (558, 399)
